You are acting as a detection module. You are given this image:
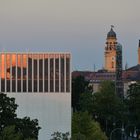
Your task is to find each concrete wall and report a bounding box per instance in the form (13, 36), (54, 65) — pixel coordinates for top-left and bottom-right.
(7, 93), (71, 140)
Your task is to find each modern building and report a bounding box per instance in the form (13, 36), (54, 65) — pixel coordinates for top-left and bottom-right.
(0, 52), (71, 140)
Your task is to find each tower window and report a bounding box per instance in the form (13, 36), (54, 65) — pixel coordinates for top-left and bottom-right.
(112, 62), (114, 68)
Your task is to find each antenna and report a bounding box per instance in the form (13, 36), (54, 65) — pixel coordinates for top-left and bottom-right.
(94, 64), (96, 72)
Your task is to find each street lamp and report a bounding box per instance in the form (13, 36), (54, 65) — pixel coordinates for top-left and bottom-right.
(133, 127), (137, 138)
(110, 124), (140, 140)
(110, 124), (124, 140)
(125, 125), (140, 140)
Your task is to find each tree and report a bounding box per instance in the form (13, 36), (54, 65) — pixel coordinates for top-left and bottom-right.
(78, 92), (94, 114)
(72, 112), (107, 140)
(0, 93), (41, 139)
(126, 82), (140, 126)
(50, 132), (69, 140)
(0, 125), (22, 140)
(15, 117), (41, 140)
(93, 81), (125, 134)
(72, 75), (92, 111)
(0, 93), (18, 131)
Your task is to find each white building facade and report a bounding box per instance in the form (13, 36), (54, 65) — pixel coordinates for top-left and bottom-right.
(0, 52), (71, 140)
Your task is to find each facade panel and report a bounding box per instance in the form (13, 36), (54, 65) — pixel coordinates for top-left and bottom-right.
(0, 53), (71, 93)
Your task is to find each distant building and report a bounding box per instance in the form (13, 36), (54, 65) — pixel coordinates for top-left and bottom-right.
(105, 26), (118, 72)
(138, 40), (140, 65)
(73, 28), (140, 97)
(0, 52), (71, 140)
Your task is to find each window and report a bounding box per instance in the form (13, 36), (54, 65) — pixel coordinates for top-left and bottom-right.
(55, 54), (59, 92)
(60, 54), (65, 92)
(33, 54), (38, 92)
(1, 54), (5, 92)
(44, 54), (48, 92)
(22, 54), (27, 92)
(17, 55), (22, 92)
(50, 54), (54, 92)
(6, 54), (11, 92)
(12, 54), (16, 92)
(39, 54), (43, 92)
(66, 54), (70, 92)
(28, 54), (32, 92)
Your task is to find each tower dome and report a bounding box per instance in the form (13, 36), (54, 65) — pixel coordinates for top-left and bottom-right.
(107, 26), (116, 38)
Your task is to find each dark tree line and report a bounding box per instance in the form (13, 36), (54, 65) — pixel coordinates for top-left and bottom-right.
(0, 93), (41, 140)
(72, 75), (140, 138)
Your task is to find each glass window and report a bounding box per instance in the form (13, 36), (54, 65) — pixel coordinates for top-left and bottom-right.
(66, 54), (70, 92)
(39, 54), (43, 92)
(12, 54), (16, 92)
(22, 54), (27, 92)
(1, 54), (5, 92)
(28, 54), (32, 92)
(60, 54), (65, 92)
(44, 54), (48, 92)
(55, 54), (59, 92)
(17, 55), (22, 92)
(33, 54), (38, 92)
(6, 54), (11, 92)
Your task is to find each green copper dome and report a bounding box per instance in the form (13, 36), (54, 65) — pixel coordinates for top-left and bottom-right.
(107, 27), (116, 38)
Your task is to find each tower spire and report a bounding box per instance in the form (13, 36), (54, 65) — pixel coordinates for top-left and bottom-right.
(111, 25), (114, 29)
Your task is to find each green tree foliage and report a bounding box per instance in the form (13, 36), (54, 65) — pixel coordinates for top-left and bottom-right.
(50, 132), (69, 140)
(72, 112), (107, 140)
(0, 125), (22, 140)
(78, 92), (94, 114)
(126, 83), (140, 126)
(15, 117), (40, 140)
(72, 75), (92, 111)
(0, 93), (41, 140)
(0, 93), (18, 131)
(93, 81), (125, 133)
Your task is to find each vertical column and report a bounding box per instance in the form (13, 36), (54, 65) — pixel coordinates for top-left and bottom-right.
(48, 54), (50, 92)
(10, 54), (11, 92)
(37, 55), (39, 92)
(64, 54), (66, 92)
(70, 54), (71, 93)
(54, 56), (55, 92)
(27, 54), (28, 92)
(0, 54), (1, 92)
(4, 54), (6, 93)
(21, 54), (23, 92)
(32, 54), (34, 92)
(43, 54), (44, 92)
(59, 54), (61, 93)
(10, 54), (12, 92)
(16, 54), (17, 92)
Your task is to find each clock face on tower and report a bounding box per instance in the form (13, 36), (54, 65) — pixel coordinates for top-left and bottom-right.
(112, 56), (115, 61)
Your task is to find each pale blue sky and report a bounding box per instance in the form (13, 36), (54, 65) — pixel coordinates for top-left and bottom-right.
(0, 0), (140, 70)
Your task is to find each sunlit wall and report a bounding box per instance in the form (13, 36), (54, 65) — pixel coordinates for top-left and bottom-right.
(0, 53), (71, 93)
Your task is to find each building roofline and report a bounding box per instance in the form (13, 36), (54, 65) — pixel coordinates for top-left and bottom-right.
(0, 52), (71, 54)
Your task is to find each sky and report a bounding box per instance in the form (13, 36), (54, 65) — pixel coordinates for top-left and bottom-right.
(0, 0), (140, 71)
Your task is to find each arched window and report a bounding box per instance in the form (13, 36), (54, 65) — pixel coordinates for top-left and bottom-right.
(112, 61), (114, 68)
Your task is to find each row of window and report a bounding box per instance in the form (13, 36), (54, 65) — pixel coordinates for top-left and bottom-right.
(0, 53), (71, 93)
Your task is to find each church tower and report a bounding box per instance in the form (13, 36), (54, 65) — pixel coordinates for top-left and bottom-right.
(104, 26), (117, 72)
(138, 40), (140, 65)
